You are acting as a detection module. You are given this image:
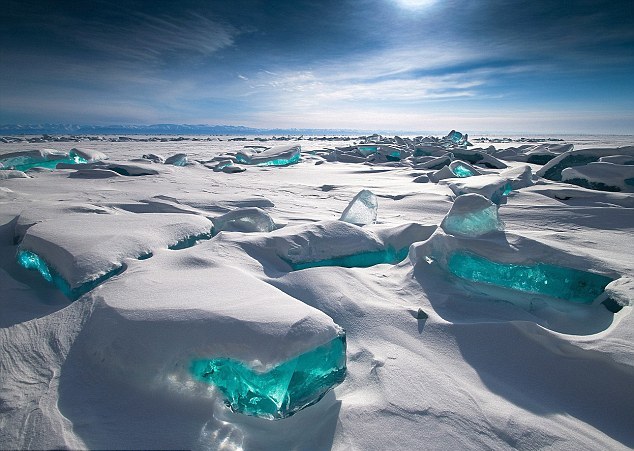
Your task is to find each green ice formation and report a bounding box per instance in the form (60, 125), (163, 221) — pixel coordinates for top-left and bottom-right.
(288, 247), (409, 270)
(447, 251), (613, 304)
(17, 249), (124, 300)
(167, 231), (214, 250)
(191, 333), (346, 419)
(452, 164), (475, 178)
(0, 151), (87, 171)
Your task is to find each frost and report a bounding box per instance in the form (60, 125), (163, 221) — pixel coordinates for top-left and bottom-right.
(441, 194), (504, 237)
(190, 333), (346, 420)
(340, 189), (378, 226)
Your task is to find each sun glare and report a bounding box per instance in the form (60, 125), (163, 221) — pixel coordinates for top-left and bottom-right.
(392, 0), (437, 10)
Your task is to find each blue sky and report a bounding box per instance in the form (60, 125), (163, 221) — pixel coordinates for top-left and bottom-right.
(1, 0), (633, 133)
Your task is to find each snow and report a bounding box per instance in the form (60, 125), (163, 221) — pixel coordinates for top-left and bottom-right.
(1, 134), (633, 450)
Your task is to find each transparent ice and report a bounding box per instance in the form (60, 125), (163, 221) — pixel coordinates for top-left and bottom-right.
(441, 194), (504, 237)
(0, 151), (87, 172)
(288, 247), (409, 270)
(340, 189), (378, 226)
(190, 333), (346, 420)
(448, 251), (614, 304)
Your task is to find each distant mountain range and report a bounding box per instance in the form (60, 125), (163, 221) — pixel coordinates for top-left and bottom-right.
(0, 124), (370, 136)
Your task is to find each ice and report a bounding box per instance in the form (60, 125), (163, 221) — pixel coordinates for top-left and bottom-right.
(537, 146), (634, 181)
(0, 170), (29, 179)
(339, 189), (378, 226)
(451, 161), (479, 177)
(164, 153), (188, 166)
(191, 332), (346, 419)
(443, 175), (512, 204)
(440, 193), (504, 237)
(236, 144), (301, 166)
(447, 251), (614, 304)
(0, 149), (87, 171)
(561, 162), (634, 192)
(212, 207), (277, 234)
(16, 249), (125, 300)
(288, 247), (408, 270)
(142, 153), (165, 163)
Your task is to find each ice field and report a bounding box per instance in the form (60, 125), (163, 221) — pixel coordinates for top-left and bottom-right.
(1, 132), (633, 450)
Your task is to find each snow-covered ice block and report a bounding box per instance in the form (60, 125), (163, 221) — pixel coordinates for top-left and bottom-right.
(0, 149), (87, 171)
(562, 162), (634, 192)
(451, 149), (507, 169)
(212, 207), (277, 234)
(70, 147), (108, 162)
(142, 153), (165, 163)
(165, 153), (188, 166)
(236, 144), (301, 166)
(340, 189), (378, 226)
(78, 255), (345, 419)
(412, 229), (618, 313)
(441, 193), (504, 237)
(599, 155), (634, 165)
(537, 146), (634, 181)
(413, 153), (453, 170)
(17, 212), (213, 298)
(429, 160), (481, 182)
(443, 174), (512, 204)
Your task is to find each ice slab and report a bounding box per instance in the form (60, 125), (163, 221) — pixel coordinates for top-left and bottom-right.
(0, 170), (29, 179)
(562, 162), (634, 192)
(448, 251), (614, 304)
(0, 149), (87, 171)
(443, 175), (512, 204)
(212, 207), (277, 234)
(340, 189), (378, 226)
(441, 194), (504, 237)
(288, 247), (408, 270)
(165, 153), (188, 166)
(537, 146), (634, 181)
(18, 213), (213, 295)
(78, 258), (344, 406)
(236, 144), (301, 166)
(191, 332), (346, 419)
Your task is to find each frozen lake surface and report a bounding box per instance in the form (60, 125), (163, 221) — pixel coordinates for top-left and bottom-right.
(1, 132), (633, 450)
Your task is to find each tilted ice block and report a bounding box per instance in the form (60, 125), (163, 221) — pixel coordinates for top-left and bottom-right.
(443, 174), (512, 204)
(414, 153), (453, 170)
(0, 170), (29, 179)
(441, 194), (504, 237)
(17, 212), (213, 298)
(164, 153), (188, 166)
(78, 256), (345, 419)
(70, 147), (108, 162)
(451, 149), (507, 169)
(236, 144), (301, 166)
(0, 149), (87, 171)
(212, 207), (277, 234)
(142, 153), (165, 163)
(499, 165), (535, 190)
(340, 189), (378, 226)
(537, 146), (634, 181)
(449, 160), (481, 178)
(561, 162), (634, 193)
(599, 155), (634, 165)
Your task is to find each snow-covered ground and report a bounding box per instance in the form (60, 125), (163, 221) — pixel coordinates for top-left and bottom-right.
(1, 134), (633, 450)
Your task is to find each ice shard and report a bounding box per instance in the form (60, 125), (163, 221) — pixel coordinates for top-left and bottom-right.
(340, 189), (378, 226)
(191, 332), (346, 420)
(441, 194), (504, 237)
(448, 251), (614, 304)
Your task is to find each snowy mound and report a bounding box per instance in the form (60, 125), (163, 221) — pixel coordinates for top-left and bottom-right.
(17, 212), (213, 296)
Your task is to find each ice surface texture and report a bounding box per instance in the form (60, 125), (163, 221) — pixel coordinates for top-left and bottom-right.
(448, 251), (613, 304)
(441, 194), (504, 237)
(191, 332), (346, 419)
(288, 247), (408, 270)
(340, 189), (378, 226)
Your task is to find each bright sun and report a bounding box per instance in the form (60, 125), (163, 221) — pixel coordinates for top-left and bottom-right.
(391, 0), (437, 9)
